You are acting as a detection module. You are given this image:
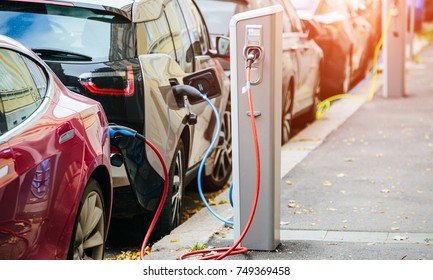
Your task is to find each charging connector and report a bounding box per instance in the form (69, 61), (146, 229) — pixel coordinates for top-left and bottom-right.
(245, 47), (262, 69)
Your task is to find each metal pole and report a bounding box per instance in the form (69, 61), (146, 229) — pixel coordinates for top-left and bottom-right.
(383, 0), (407, 98)
(409, 0), (416, 61)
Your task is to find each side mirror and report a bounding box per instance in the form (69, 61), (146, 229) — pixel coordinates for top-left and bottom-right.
(216, 36), (230, 58)
(303, 19), (320, 40)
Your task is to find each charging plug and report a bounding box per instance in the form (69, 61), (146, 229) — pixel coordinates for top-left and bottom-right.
(108, 125), (137, 139)
(245, 47), (262, 68)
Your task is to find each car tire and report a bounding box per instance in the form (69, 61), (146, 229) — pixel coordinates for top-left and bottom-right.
(304, 65), (321, 124)
(201, 103), (232, 192)
(152, 139), (186, 239)
(68, 178), (106, 260)
(281, 81), (294, 145)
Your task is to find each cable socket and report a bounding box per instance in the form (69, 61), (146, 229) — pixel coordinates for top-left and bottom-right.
(244, 47), (263, 68)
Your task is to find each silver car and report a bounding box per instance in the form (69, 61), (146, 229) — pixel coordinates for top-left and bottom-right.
(197, 0), (324, 143)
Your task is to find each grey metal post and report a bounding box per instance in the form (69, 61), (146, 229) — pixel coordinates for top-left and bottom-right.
(230, 6), (282, 251)
(383, 0), (407, 98)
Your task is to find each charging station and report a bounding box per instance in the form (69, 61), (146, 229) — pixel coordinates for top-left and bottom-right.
(230, 5), (283, 251)
(383, 0), (407, 98)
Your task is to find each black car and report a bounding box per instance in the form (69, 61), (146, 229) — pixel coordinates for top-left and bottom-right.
(0, 0), (232, 240)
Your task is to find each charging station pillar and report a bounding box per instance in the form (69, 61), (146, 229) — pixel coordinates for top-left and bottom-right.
(383, 0), (407, 98)
(230, 6), (282, 251)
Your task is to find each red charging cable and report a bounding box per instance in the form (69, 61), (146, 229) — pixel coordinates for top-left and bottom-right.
(140, 138), (169, 260)
(177, 65), (261, 260)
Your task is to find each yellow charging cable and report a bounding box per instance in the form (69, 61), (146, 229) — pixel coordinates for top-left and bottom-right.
(316, 7), (395, 120)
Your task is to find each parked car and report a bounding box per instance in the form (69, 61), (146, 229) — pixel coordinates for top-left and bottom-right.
(349, 0), (382, 48)
(291, 0), (374, 100)
(0, 35), (112, 259)
(196, 0), (324, 143)
(196, 0), (259, 73)
(0, 0), (231, 240)
(408, 0), (426, 31)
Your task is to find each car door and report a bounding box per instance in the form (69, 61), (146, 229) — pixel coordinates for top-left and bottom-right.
(177, 0), (229, 168)
(0, 46), (85, 259)
(283, 1), (319, 113)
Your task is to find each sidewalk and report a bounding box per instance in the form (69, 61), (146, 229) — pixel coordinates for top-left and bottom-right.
(145, 40), (433, 260)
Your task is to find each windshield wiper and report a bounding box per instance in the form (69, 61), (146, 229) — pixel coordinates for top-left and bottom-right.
(32, 48), (92, 61)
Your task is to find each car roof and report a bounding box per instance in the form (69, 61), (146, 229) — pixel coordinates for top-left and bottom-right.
(5, 0), (164, 22)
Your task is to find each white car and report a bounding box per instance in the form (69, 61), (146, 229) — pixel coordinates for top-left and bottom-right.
(197, 0), (324, 143)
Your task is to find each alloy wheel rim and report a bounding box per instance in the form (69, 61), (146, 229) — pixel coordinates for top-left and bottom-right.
(171, 149), (184, 228)
(282, 89), (293, 144)
(210, 111), (232, 182)
(73, 191), (104, 260)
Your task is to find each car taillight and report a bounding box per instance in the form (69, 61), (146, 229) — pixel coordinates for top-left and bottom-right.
(79, 66), (135, 96)
(111, 145), (120, 154)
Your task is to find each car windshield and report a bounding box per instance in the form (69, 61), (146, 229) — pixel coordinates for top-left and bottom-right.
(290, 0), (320, 12)
(195, 0), (241, 37)
(0, 2), (134, 61)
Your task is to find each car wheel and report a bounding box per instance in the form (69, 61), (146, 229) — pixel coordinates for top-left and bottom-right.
(68, 178), (106, 260)
(304, 66), (321, 124)
(153, 139), (186, 239)
(281, 82), (294, 145)
(201, 103), (232, 192)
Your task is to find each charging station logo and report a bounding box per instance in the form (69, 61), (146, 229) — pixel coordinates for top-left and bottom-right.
(30, 159), (51, 199)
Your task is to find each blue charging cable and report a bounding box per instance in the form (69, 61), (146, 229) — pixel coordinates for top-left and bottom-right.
(195, 93), (234, 227)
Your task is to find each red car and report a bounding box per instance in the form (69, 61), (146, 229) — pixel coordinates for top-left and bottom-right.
(0, 35), (112, 260)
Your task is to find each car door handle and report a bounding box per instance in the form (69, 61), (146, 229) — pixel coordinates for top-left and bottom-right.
(290, 45), (309, 52)
(57, 122), (75, 144)
(0, 165), (9, 178)
(0, 148), (13, 179)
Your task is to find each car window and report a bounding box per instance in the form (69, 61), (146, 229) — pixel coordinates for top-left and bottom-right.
(141, 12), (176, 60)
(284, 1), (304, 32)
(256, 0), (294, 32)
(165, 0), (194, 73)
(0, 2), (134, 62)
(0, 48), (46, 134)
(179, 0), (210, 56)
(195, 0), (247, 39)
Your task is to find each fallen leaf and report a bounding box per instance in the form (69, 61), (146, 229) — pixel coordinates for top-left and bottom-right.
(336, 173), (346, 178)
(218, 199), (228, 205)
(288, 200), (298, 208)
(293, 211), (302, 215)
(391, 227), (401, 231)
(344, 157), (354, 162)
(285, 180), (294, 186)
(170, 239), (178, 243)
(323, 180), (332, 187)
